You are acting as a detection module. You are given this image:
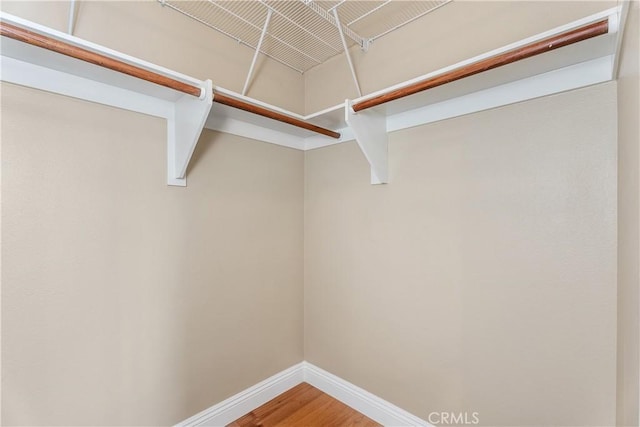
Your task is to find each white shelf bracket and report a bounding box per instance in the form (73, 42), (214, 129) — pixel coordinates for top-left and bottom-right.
(167, 79), (213, 186)
(344, 99), (388, 184)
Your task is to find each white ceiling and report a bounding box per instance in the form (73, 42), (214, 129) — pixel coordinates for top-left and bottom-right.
(160, 0), (451, 73)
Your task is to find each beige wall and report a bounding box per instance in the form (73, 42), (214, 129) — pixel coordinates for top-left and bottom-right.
(1, 82), (304, 426)
(0, 0), (305, 113)
(304, 0), (615, 113)
(617, 1), (640, 425)
(0, 1), (631, 425)
(304, 82), (618, 426)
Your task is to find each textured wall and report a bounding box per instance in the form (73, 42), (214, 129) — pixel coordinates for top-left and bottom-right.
(617, 1), (640, 425)
(304, 83), (618, 426)
(0, 1), (628, 425)
(1, 83), (304, 426)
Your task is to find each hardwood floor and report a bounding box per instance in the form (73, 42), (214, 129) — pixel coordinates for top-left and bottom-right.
(228, 383), (381, 427)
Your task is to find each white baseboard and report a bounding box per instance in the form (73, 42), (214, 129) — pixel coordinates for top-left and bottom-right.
(176, 362), (305, 427)
(303, 362), (430, 427)
(175, 361), (430, 427)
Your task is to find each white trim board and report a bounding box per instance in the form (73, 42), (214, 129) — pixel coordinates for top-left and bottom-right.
(234, 52), (613, 153)
(303, 362), (430, 427)
(175, 362), (430, 427)
(304, 54), (614, 151)
(175, 363), (305, 427)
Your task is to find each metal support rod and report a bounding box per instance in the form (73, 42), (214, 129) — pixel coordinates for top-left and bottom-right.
(209, 0), (322, 65)
(328, 0), (346, 12)
(301, 0), (365, 49)
(332, 8), (362, 97)
(243, 8), (272, 95)
(67, 0), (77, 35)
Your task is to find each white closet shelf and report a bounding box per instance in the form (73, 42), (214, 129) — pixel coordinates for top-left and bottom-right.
(0, 12), (214, 187)
(299, 5), (622, 184)
(0, 12), (339, 185)
(306, 7), (620, 137)
(0, 6), (625, 185)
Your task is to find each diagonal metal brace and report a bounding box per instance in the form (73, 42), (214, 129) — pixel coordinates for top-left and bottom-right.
(300, 0), (369, 50)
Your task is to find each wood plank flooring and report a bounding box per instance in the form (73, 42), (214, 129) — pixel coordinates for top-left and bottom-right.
(228, 383), (381, 427)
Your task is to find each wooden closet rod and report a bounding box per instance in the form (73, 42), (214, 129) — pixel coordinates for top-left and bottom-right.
(213, 92), (341, 139)
(0, 21), (341, 140)
(352, 19), (609, 112)
(0, 22), (203, 97)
